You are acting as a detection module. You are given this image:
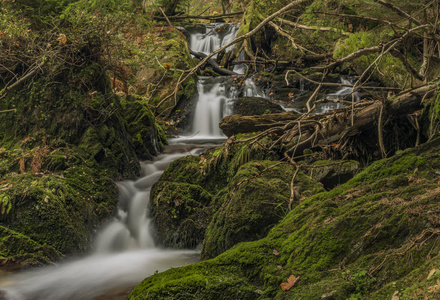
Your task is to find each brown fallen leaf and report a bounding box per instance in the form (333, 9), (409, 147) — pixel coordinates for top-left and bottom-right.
(280, 275), (299, 291)
(391, 291), (399, 300)
(273, 249), (279, 256)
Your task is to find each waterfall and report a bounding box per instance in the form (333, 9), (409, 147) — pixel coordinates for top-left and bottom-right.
(173, 24), (266, 142)
(188, 23), (239, 58)
(0, 150), (202, 300)
(191, 77), (237, 138)
(315, 77), (360, 114)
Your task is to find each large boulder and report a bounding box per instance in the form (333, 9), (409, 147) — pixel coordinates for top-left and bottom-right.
(202, 161), (325, 259)
(150, 182), (212, 249)
(129, 138), (440, 300)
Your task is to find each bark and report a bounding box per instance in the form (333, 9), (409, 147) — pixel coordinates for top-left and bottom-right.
(277, 17), (351, 36)
(220, 111), (302, 137)
(159, 12), (243, 20)
(220, 85), (436, 158)
(190, 50), (239, 76)
(285, 84), (436, 155)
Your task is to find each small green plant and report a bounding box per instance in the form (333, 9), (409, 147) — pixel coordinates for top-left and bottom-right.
(0, 193), (12, 215)
(341, 269), (375, 298)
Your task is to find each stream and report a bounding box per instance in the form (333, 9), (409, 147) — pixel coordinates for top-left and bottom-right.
(0, 23), (257, 300)
(0, 22), (355, 299)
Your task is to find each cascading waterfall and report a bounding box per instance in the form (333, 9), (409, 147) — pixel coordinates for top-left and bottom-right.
(188, 23), (239, 58)
(173, 24), (266, 142)
(0, 22), (268, 300)
(0, 149), (202, 300)
(315, 77), (360, 114)
(191, 77), (237, 138)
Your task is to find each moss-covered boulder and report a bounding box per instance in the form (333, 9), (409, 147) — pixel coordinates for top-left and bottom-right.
(0, 147), (118, 262)
(0, 226), (62, 267)
(121, 96), (166, 160)
(129, 137), (440, 299)
(150, 182), (213, 249)
(148, 139), (282, 249)
(202, 160), (325, 259)
(232, 97), (284, 116)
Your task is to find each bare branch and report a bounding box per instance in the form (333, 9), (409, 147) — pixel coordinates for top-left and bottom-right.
(277, 17), (351, 36)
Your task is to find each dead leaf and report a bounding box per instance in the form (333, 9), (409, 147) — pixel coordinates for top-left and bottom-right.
(273, 249), (279, 256)
(57, 33), (67, 45)
(428, 269), (438, 280)
(0, 183), (12, 191)
(391, 291), (399, 300)
(280, 275), (299, 291)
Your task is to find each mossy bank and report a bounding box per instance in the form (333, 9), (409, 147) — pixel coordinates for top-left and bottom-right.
(130, 137), (440, 299)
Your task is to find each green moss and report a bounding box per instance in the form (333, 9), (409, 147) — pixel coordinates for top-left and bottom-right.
(333, 30), (409, 87)
(150, 181), (212, 249)
(0, 159), (118, 256)
(129, 138), (440, 299)
(0, 225), (62, 266)
(121, 95), (165, 160)
(202, 161), (325, 259)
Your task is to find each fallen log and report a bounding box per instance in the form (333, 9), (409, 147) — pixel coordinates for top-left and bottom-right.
(190, 50), (239, 76)
(157, 12), (243, 21)
(220, 111), (302, 137)
(221, 84), (436, 157)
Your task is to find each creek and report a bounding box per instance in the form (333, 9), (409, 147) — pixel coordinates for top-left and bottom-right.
(0, 145), (206, 300)
(0, 22), (260, 300)
(0, 22), (353, 299)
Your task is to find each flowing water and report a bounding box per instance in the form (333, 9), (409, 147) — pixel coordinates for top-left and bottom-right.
(0, 146), (207, 300)
(314, 77), (360, 114)
(187, 23), (239, 58)
(0, 21), (355, 299)
(0, 22), (253, 300)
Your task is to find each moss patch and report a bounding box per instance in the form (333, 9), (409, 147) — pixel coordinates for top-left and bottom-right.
(130, 137), (440, 299)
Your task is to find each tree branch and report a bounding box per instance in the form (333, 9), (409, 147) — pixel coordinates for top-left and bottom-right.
(277, 17), (351, 36)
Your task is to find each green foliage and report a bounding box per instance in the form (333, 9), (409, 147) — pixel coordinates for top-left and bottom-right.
(334, 31), (407, 86)
(156, 0), (191, 15)
(0, 193), (12, 215)
(334, 31), (377, 63)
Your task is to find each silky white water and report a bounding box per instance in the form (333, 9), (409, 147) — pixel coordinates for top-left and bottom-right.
(315, 77), (360, 114)
(0, 147), (203, 300)
(0, 22), (270, 299)
(188, 23), (239, 58)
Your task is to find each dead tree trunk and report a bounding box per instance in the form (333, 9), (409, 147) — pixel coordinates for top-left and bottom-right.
(220, 84), (436, 157)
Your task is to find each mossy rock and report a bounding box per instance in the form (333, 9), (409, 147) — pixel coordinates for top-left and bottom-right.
(310, 160), (361, 190)
(232, 97), (284, 116)
(0, 226), (62, 267)
(0, 163), (118, 258)
(150, 181), (212, 249)
(130, 138), (440, 299)
(148, 141), (283, 252)
(121, 95), (166, 160)
(202, 160), (325, 259)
